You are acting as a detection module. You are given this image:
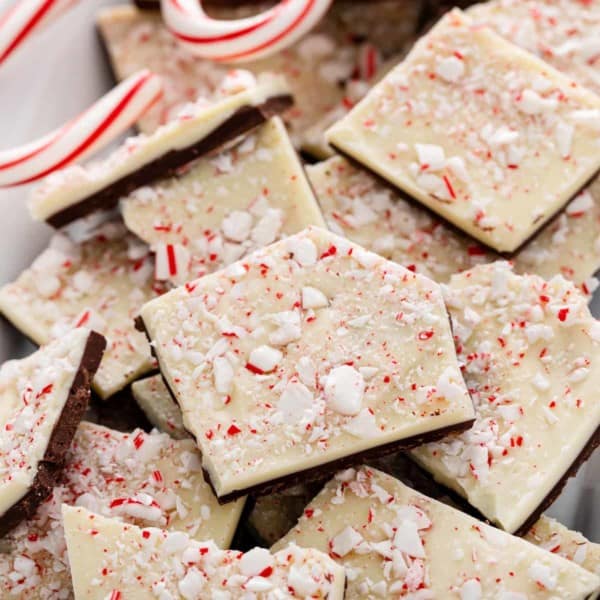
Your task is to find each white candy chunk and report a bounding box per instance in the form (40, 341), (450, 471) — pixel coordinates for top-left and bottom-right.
(528, 561), (557, 590)
(278, 380), (314, 424)
(460, 578), (482, 600)
(269, 311), (302, 346)
(302, 286), (329, 309)
(566, 190), (594, 216)
(517, 89), (557, 115)
(213, 356), (234, 394)
(435, 55), (465, 82)
(555, 121), (574, 158)
(297, 356), (316, 388)
(155, 243), (190, 281)
(343, 408), (379, 438)
(178, 569), (205, 599)
(393, 519), (426, 558)
(222, 210), (253, 243)
(330, 527), (363, 557)
(245, 577), (274, 592)
(239, 547), (274, 576)
(216, 69), (257, 97)
(325, 365), (364, 416)
(288, 565), (319, 596)
(248, 345), (282, 374)
(415, 143), (446, 171)
(286, 237), (317, 266)
(487, 126), (519, 147)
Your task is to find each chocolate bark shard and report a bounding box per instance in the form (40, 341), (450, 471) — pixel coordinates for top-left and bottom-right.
(121, 116), (325, 286)
(139, 226), (475, 501)
(274, 467), (600, 598)
(411, 261), (600, 534)
(326, 8), (600, 253)
(0, 221), (163, 399)
(0, 422), (245, 597)
(0, 329), (106, 537)
(308, 155), (600, 290)
(63, 505), (346, 599)
(29, 80), (293, 227)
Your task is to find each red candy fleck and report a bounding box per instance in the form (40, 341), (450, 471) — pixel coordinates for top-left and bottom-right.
(557, 308), (569, 322)
(227, 424), (241, 436)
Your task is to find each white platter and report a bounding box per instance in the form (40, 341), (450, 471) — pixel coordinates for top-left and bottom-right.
(0, 0), (598, 541)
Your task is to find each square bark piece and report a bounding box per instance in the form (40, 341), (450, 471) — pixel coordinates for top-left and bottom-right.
(139, 227), (475, 501)
(326, 8), (600, 253)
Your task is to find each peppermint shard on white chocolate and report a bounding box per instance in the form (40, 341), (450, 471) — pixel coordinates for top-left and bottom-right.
(121, 116), (325, 286)
(326, 8), (600, 253)
(274, 467), (600, 598)
(0, 221), (163, 399)
(411, 261), (600, 534)
(139, 226), (475, 501)
(0, 422), (244, 598)
(0, 328), (105, 536)
(28, 77), (292, 227)
(63, 505), (346, 599)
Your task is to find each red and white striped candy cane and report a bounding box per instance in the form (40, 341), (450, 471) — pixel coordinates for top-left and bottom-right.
(0, 69), (163, 187)
(0, 0), (78, 66)
(161, 0), (333, 63)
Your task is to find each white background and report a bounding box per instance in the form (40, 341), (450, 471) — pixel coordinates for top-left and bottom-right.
(0, 0), (597, 540)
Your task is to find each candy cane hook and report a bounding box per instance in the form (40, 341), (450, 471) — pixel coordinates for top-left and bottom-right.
(0, 69), (163, 187)
(0, 0), (78, 66)
(161, 0), (333, 63)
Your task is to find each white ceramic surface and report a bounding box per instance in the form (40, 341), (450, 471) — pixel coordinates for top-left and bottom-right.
(0, 0), (597, 541)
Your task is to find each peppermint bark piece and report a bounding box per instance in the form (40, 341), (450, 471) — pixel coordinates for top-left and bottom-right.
(308, 155), (600, 289)
(63, 505), (345, 600)
(96, 3), (422, 152)
(274, 467), (600, 598)
(139, 227), (475, 501)
(121, 117), (325, 285)
(0, 223), (162, 399)
(0, 422), (244, 598)
(0, 329), (105, 536)
(468, 0), (600, 96)
(326, 8), (600, 253)
(526, 515), (600, 581)
(131, 375), (189, 440)
(412, 261), (600, 534)
(29, 79), (292, 227)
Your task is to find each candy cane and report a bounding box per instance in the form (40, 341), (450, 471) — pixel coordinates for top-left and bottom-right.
(0, 69), (163, 187)
(0, 0), (78, 66)
(161, 0), (333, 63)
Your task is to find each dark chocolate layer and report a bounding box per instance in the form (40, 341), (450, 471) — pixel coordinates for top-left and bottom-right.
(205, 417), (476, 504)
(47, 95), (293, 228)
(0, 331), (106, 536)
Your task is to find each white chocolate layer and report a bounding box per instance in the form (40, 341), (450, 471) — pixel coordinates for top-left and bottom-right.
(140, 227), (474, 498)
(526, 515), (600, 579)
(0, 222), (161, 399)
(468, 0), (600, 96)
(29, 78), (290, 223)
(308, 155), (600, 289)
(326, 9), (600, 253)
(0, 422), (244, 598)
(122, 117), (325, 284)
(412, 262), (600, 533)
(274, 467), (600, 599)
(131, 375), (188, 440)
(63, 505), (345, 599)
(0, 328), (93, 520)
(96, 3), (421, 151)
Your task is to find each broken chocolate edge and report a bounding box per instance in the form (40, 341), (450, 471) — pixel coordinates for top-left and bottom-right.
(330, 143), (600, 258)
(0, 331), (106, 537)
(46, 95), (294, 228)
